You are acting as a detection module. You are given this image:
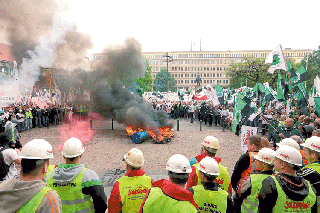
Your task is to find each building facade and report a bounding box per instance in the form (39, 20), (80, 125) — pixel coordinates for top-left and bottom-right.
(92, 48), (312, 91)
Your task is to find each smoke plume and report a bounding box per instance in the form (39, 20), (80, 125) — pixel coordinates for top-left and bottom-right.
(0, 0), (92, 93)
(91, 38), (173, 130)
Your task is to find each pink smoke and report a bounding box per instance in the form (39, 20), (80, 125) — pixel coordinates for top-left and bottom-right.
(57, 112), (103, 151)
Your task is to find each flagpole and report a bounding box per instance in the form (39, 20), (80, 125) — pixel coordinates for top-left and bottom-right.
(280, 44), (298, 118)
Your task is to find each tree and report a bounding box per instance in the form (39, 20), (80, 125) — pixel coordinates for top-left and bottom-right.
(300, 45), (320, 90)
(153, 68), (176, 92)
(135, 60), (154, 96)
(226, 57), (300, 89)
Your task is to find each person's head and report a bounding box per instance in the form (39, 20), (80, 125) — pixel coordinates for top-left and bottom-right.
(19, 139), (54, 179)
(197, 157), (220, 182)
(312, 130), (320, 137)
(166, 154), (192, 186)
(247, 135), (262, 152)
(298, 115), (307, 125)
(123, 148), (144, 170)
(301, 136), (320, 163)
(277, 138), (300, 151)
(253, 148), (275, 172)
(201, 136), (220, 157)
(290, 135), (303, 145)
(285, 118), (295, 128)
(261, 137), (271, 148)
(273, 145), (302, 174)
(0, 132), (11, 148)
(62, 137), (84, 164)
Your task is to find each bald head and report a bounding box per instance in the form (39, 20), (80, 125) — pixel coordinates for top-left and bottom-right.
(290, 135), (303, 144)
(285, 118), (294, 128)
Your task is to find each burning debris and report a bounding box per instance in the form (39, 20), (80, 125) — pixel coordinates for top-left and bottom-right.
(126, 126), (174, 144)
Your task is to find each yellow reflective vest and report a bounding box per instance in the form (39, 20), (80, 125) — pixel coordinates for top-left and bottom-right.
(47, 168), (94, 213)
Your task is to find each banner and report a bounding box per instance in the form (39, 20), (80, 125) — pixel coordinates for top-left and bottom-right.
(241, 125), (258, 153)
(0, 85), (19, 107)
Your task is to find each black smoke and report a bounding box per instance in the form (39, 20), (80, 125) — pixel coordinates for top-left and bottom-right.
(91, 38), (173, 130)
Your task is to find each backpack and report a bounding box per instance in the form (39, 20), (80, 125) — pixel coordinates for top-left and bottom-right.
(0, 147), (12, 181)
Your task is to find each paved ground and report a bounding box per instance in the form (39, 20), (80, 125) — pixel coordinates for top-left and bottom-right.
(20, 117), (243, 197)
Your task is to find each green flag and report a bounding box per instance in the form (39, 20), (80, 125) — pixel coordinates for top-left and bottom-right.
(215, 84), (224, 97)
(232, 93), (253, 133)
(277, 72), (285, 101)
(314, 97), (320, 116)
(296, 65), (310, 83)
(265, 87), (274, 102)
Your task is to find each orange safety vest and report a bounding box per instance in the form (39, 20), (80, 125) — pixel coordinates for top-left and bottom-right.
(300, 150), (308, 166)
(240, 152), (259, 182)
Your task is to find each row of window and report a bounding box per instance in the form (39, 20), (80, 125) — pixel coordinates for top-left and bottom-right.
(172, 73), (224, 78)
(153, 66), (226, 72)
(176, 79), (228, 84)
(149, 59), (234, 66)
(143, 51), (309, 59)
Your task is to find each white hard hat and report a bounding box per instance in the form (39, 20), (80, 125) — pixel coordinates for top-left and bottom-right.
(123, 148), (144, 167)
(166, 154), (192, 173)
(62, 137), (84, 158)
(19, 139), (53, 159)
(273, 145), (302, 166)
(277, 138), (300, 150)
(196, 157), (220, 176)
(202, 136), (220, 149)
(253, 148), (275, 165)
(301, 136), (320, 153)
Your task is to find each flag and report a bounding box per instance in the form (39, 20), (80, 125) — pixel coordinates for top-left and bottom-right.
(215, 85), (224, 97)
(264, 87), (274, 102)
(265, 45), (287, 74)
(232, 93), (254, 134)
(277, 72), (285, 101)
(295, 65), (310, 83)
(314, 97), (320, 116)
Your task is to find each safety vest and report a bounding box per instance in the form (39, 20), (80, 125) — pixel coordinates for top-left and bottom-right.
(192, 184), (228, 213)
(303, 163), (320, 212)
(194, 162), (230, 192)
(47, 168), (94, 213)
(25, 111), (33, 119)
(118, 174), (152, 213)
(17, 186), (52, 213)
(240, 152), (258, 183)
(272, 175), (316, 213)
(241, 173), (272, 213)
(45, 165), (58, 179)
(142, 187), (198, 213)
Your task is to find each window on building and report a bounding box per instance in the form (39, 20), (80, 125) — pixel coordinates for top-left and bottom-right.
(226, 80), (228, 84)
(213, 73), (215, 77)
(210, 80), (212, 83)
(223, 80), (225, 83)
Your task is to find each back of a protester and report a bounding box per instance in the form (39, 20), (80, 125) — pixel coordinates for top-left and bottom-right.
(0, 132), (20, 181)
(45, 137), (108, 213)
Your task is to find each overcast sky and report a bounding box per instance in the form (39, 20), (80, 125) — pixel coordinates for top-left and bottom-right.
(64, 0), (320, 54)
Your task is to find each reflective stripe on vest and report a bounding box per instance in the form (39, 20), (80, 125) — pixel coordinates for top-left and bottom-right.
(142, 187), (198, 212)
(17, 186), (52, 213)
(118, 174), (152, 213)
(271, 175), (316, 212)
(194, 162), (230, 192)
(303, 163), (320, 212)
(241, 173), (271, 213)
(192, 184), (228, 213)
(47, 168), (94, 213)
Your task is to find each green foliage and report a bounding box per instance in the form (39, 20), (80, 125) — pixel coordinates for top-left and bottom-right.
(226, 57), (301, 89)
(135, 60), (154, 96)
(153, 68), (177, 92)
(300, 46), (320, 90)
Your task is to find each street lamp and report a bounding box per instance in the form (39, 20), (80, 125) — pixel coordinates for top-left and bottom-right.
(163, 52), (173, 92)
(85, 56), (92, 72)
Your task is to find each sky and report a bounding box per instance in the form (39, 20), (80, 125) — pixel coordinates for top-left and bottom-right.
(63, 0), (319, 54)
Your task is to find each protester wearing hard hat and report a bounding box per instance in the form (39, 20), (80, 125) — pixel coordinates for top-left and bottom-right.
(299, 136), (320, 212)
(187, 136), (231, 195)
(277, 137), (306, 166)
(45, 137), (107, 213)
(0, 139), (62, 213)
(239, 148), (275, 213)
(188, 157), (235, 213)
(258, 145), (317, 212)
(139, 154), (198, 212)
(109, 148), (153, 213)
